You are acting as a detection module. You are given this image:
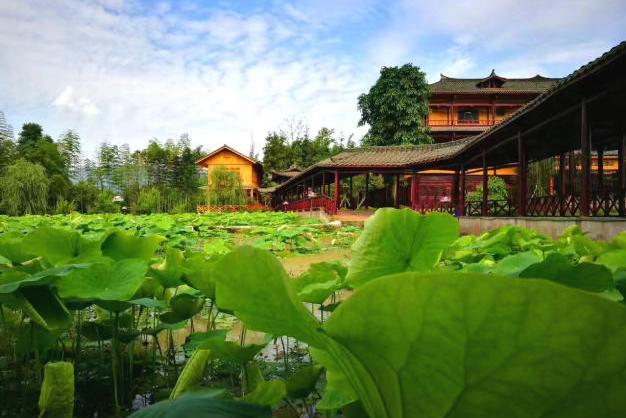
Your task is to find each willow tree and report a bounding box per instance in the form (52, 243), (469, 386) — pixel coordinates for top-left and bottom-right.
(208, 167), (247, 206)
(0, 159), (50, 215)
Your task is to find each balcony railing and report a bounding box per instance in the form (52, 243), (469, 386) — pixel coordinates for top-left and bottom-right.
(427, 119), (496, 127)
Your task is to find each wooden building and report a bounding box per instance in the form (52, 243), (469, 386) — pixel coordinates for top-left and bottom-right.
(270, 166), (301, 184)
(274, 42), (626, 218)
(428, 71), (560, 143)
(196, 145), (263, 203)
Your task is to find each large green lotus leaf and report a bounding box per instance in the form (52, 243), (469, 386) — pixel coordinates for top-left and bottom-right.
(0, 254), (10, 265)
(595, 249), (626, 272)
(310, 348), (358, 410)
(285, 365), (323, 399)
(170, 349), (212, 399)
(492, 250), (543, 277)
(23, 227), (100, 265)
(101, 231), (164, 261)
(150, 248), (186, 288)
(323, 272), (626, 418)
(200, 338), (266, 365)
(184, 330), (229, 352)
(346, 209), (459, 287)
(520, 253), (619, 297)
(291, 262), (343, 304)
(38, 361), (74, 418)
(56, 258), (148, 302)
(17, 286), (73, 330)
(182, 254), (222, 300)
(213, 246), (324, 347)
(241, 380), (286, 407)
(0, 232), (35, 264)
(160, 294), (204, 324)
(0, 264), (90, 294)
(15, 324), (63, 356)
(128, 394), (271, 418)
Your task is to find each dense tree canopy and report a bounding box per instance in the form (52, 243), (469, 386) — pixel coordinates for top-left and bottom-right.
(262, 125), (351, 184)
(358, 64), (431, 146)
(0, 159), (50, 215)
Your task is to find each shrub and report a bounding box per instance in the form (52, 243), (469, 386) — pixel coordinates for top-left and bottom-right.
(467, 176), (508, 202)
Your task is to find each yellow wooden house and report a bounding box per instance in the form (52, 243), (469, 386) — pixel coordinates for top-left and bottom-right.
(196, 145), (263, 205)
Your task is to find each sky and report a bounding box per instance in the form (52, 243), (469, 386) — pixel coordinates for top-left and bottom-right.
(1, 0), (625, 158)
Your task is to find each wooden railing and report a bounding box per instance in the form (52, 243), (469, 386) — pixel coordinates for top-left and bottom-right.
(282, 195), (336, 215)
(197, 203), (266, 213)
(428, 119), (496, 127)
(464, 200), (516, 217)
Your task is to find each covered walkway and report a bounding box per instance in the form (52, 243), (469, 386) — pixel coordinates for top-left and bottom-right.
(273, 42), (626, 219)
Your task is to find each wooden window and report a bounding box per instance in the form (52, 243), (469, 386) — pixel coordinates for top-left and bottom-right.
(458, 109), (479, 123)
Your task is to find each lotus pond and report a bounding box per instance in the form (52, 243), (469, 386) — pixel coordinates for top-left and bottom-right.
(1, 209), (626, 417)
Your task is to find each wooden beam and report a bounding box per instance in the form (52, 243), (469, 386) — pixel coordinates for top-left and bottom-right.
(517, 132), (527, 216)
(452, 169), (460, 214)
(410, 172), (419, 211)
(482, 149), (488, 216)
(364, 173), (370, 209)
(617, 128), (626, 216)
(459, 166), (466, 216)
(333, 171), (339, 215)
(394, 174), (400, 208)
(580, 100), (591, 216)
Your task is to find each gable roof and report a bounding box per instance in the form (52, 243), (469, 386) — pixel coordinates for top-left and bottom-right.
(196, 144), (261, 166)
(430, 72), (560, 94)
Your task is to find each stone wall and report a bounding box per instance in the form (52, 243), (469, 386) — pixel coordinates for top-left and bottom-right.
(459, 217), (626, 240)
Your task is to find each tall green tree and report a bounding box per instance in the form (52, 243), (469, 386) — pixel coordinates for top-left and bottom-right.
(358, 64), (431, 145)
(58, 130), (82, 181)
(0, 159), (50, 215)
(17, 123), (67, 177)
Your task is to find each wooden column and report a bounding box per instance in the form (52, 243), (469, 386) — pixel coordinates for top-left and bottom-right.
(617, 129), (626, 216)
(410, 172), (419, 211)
(364, 173), (370, 209)
(517, 132), (527, 216)
(452, 169), (460, 215)
(393, 174), (400, 208)
(459, 166), (466, 216)
(559, 153), (567, 215)
(333, 171), (339, 214)
(481, 149), (488, 216)
(349, 176), (353, 208)
(597, 146), (604, 195)
(580, 100), (591, 216)
(321, 172), (325, 196)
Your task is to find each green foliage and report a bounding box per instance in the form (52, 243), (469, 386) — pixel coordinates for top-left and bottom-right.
(467, 176), (508, 201)
(347, 209), (459, 287)
(209, 167), (247, 206)
(170, 349), (212, 399)
(38, 362), (74, 418)
(358, 64), (431, 145)
(128, 395), (271, 418)
(0, 159), (50, 215)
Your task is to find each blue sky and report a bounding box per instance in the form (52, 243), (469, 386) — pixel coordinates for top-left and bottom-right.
(1, 0), (625, 157)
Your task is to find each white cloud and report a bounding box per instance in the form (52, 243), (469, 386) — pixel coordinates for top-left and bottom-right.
(0, 0), (623, 159)
(53, 86), (100, 115)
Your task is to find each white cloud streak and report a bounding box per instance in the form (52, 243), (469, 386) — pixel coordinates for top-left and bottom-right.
(0, 0), (623, 157)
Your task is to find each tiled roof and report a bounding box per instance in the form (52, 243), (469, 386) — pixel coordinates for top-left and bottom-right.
(273, 41), (626, 192)
(429, 73), (560, 94)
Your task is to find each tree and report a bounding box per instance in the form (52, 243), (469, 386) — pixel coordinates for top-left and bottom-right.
(0, 159), (50, 215)
(0, 111), (14, 142)
(58, 130), (82, 181)
(16, 123), (67, 177)
(358, 64), (431, 145)
(467, 176), (509, 202)
(262, 132), (292, 175)
(208, 167), (247, 206)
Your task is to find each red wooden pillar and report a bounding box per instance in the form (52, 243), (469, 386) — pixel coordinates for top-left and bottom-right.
(580, 100), (591, 216)
(452, 169), (460, 214)
(618, 130), (626, 217)
(364, 173), (370, 209)
(410, 172), (420, 211)
(481, 149), (488, 216)
(394, 174), (400, 208)
(349, 176), (353, 207)
(333, 171), (339, 214)
(597, 146), (604, 195)
(517, 132), (527, 216)
(559, 153), (567, 215)
(459, 166), (466, 216)
(321, 172), (326, 196)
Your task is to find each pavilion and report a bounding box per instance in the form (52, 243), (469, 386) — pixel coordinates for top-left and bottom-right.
(272, 42), (626, 223)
